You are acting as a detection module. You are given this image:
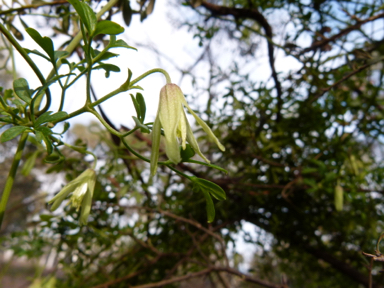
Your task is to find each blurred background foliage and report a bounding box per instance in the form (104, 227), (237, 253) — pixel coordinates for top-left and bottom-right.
(2, 0), (384, 287)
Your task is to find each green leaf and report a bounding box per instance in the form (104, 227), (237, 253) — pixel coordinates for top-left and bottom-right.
(130, 93), (141, 119)
(24, 48), (51, 62)
(34, 111), (52, 127)
(93, 20), (124, 36)
(21, 151), (39, 176)
(25, 28), (54, 60)
(4, 89), (13, 101)
(19, 15), (29, 29)
(46, 111), (67, 123)
(180, 144), (195, 162)
(39, 214), (54, 221)
(13, 78), (32, 104)
(120, 68), (133, 91)
(110, 39), (137, 50)
(122, 0), (132, 26)
(67, 0), (97, 35)
(136, 93), (146, 122)
(301, 167), (318, 174)
(54, 50), (69, 62)
(35, 130), (44, 143)
(132, 116), (150, 134)
(94, 51), (119, 62)
(34, 111), (67, 127)
(1, 126), (29, 142)
(36, 125), (53, 136)
(61, 122), (70, 134)
(40, 134), (53, 155)
(193, 177), (226, 200)
(202, 190), (215, 223)
(93, 63), (120, 78)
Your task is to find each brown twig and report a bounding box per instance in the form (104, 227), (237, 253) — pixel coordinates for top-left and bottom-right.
(301, 12), (384, 54)
(0, 0), (68, 15)
(310, 58), (383, 103)
(200, 1), (283, 122)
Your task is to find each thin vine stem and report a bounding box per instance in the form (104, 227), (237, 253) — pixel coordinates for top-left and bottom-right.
(130, 68), (172, 86)
(166, 164), (194, 180)
(0, 132), (28, 229)
(90, 68), (172, 109)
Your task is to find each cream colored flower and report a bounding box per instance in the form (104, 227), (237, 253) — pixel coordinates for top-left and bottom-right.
(48, 169), (96, 225)
(150, 83), (225, 175)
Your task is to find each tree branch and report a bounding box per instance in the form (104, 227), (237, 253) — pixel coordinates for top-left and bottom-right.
(200, 1), (283, 122)
(300, 12), (384, 54)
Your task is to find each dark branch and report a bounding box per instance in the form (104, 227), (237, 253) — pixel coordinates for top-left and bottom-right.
(200, 1), (283, 122)
(300, 12), (384, 54)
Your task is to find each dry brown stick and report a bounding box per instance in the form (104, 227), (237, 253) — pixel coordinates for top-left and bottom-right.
(157, 208), (229, 266)
(301, 12), (384, 54)
(157, 209), (224, 244)
(185, 226), (212, 263)
(310, 59), (381, 103)
(163, 232), (210, 279)
(90, 255), (162, 288)
(129, 267), (214, 288)
(0, 0), (68, 15)
(215, 270), (231, 288)
(129, 265), (286, 288)
(213, 266), (288, 288)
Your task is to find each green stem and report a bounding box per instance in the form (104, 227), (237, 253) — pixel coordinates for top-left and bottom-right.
(130, 68), (171, 86)
(90, 87), (125, 108)
(166, 164), (193, 180)
(0, 132), (28, 229)
(121, 137), (151, 163)
(9, 42), (17, 80)
(90, 68), (172, 109)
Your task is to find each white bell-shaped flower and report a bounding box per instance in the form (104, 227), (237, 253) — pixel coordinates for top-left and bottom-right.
(150, 84), (225, 175)
(48, 168), (96, 225)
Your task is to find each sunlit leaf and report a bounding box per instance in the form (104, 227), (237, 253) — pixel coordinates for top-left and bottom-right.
(93, 20), (124, 36)
(1, 126), (29, 142)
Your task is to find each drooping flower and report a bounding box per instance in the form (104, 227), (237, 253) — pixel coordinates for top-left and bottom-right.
(150, 83), (225, 175)
(48, 168), (96, 225)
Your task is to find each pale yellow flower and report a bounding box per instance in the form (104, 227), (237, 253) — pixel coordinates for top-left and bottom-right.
(150, 84), (225, 175)
(48, 169), (96, 225)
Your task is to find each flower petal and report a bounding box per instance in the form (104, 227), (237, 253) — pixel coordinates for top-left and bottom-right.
(159, 84), (183, 164)
(79, 186), (93, 225)
(71, 183), (88, 210)
(185, 120), (210, 163)
(178, 110), (187, 150)
(150, 115), (162, 176)
(48, 181), (78, 211)
(180, 97), (225, 152)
